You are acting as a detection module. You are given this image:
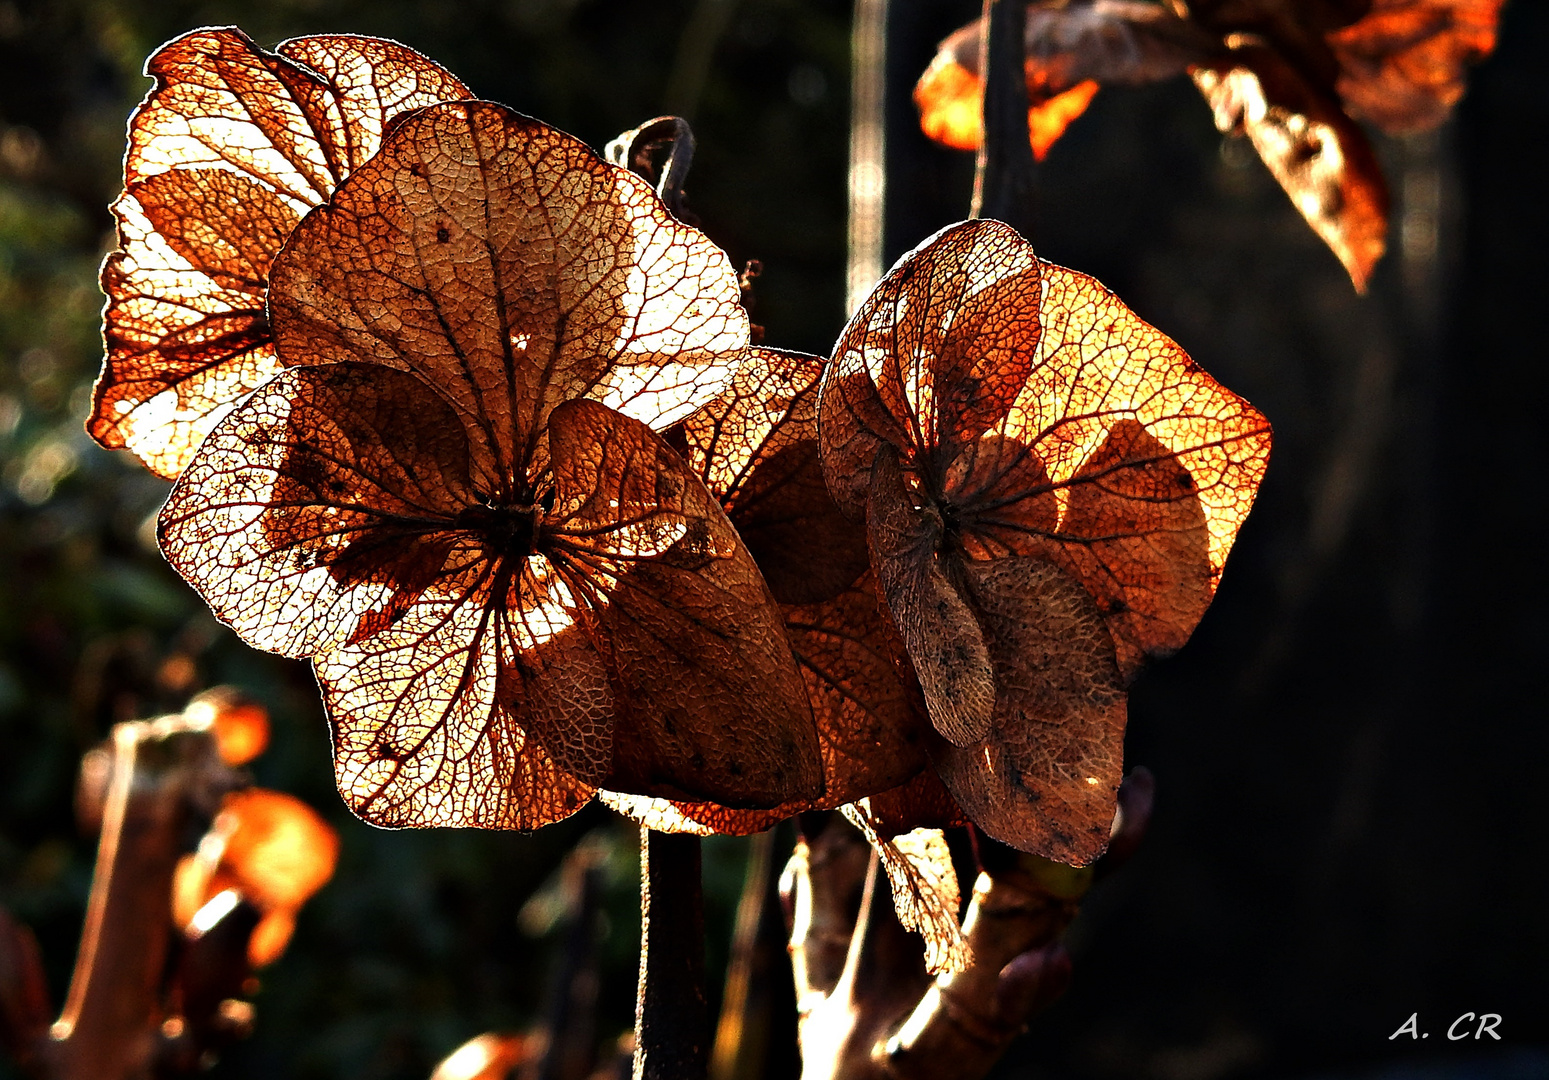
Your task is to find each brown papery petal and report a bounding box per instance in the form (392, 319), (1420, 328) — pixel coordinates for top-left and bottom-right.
(158, 363), (479, 660)
(676, 347), (929, 808)
(934, 557), (1126, 867)
(270, 101), (750, 484)
(315, 553), (600, 830)
(783, 572), (932, 803)
(843, 804), (970, 975)
(1329, 0), (1505, 134)
(678, 348), (869, 605)
(868, 445), (994, 748)
(603, 571), (933, 832)
(94, 28), (469, 478)
(1193, 46), (1389, 291)
(820, 220), (1040, 518)
(545, 399), (823, 808)
(1055, 420), (1212, 681)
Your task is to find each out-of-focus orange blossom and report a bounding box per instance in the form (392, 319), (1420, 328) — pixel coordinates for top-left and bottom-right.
(429, 1033), (534, 1080)
(173, 788), (339, 967)
(915, 52), (1098, 159)
(183, 689), (271, 766)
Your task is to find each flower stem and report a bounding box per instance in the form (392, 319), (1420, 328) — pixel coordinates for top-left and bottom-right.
(970, 0), (1036, 236)
(633, 828), (708, 1080)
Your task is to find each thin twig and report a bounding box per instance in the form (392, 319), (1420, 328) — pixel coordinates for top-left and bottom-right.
(708, 830), (774, 1080)
(633, 829), (708, 1080)
(970, 0), (1036, 235)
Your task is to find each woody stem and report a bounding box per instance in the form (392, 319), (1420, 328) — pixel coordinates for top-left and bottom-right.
(633, 828), (709, 1080)
(970, 0), (1037, 236)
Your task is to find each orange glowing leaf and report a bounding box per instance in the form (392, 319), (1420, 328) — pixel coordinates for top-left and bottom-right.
(915, 56), (1099, 162)
(247, 909), (298, 968)
(1029, 80), (1101, 158)
(172, 787), (338, 966)
(431, 1034), (534, 1080)
(820, 219), (1270, 862)
(1194, 44), (1390, 290)
(915, 54), (983, 152)
(1329, 0), (1506, 132)
(93, 28), (470, 478)
(915, 3), (1213, 158)
(217, 789), (339, 912)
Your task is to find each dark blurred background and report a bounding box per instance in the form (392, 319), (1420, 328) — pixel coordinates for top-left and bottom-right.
(0, 1), (1544, 1077)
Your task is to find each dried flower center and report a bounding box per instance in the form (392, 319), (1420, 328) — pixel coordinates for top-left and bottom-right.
(457, 501), (541, 561)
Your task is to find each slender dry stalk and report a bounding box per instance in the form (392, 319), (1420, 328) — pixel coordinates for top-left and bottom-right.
(633, 830), (708, 1080)
(970, 0), (1036, 235)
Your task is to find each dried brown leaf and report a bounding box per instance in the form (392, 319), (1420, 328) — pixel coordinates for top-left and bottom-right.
(1194, 43), (1390, 290)
(94, 28), (469, 478)
(843, 804), (970, 976)
(1329, 0), (1505, 132)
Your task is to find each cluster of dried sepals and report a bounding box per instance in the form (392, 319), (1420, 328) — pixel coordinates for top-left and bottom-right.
(916, 0), (1505, 290)
(93, 28), (1268, 973)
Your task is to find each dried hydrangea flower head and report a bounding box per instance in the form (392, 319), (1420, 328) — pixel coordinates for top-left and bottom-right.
(820, 219), (1271, 865)
(158, 99), (824, 829)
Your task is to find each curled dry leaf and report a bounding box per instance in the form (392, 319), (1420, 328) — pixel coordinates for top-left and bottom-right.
(916, 1), (1216, 157)
(842, 803), (969, 976)
(1194, 43), (1389, 290)
(606, 350), (931, 835)
(1329, 0), (1506, 133)
(915, 0), (1502, 290)
(94, 28), (470, 478)
(160, 103), (822, 827)
(820, 219), (1270, 863)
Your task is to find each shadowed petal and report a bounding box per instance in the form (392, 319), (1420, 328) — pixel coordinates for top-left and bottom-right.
(934, 557), (1126, 867)
(545, 399), (824, 807)
(158, 363), (479, 659)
